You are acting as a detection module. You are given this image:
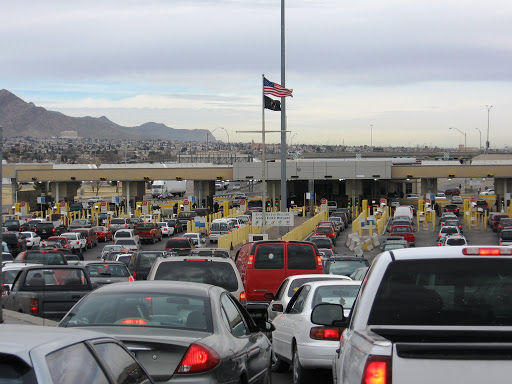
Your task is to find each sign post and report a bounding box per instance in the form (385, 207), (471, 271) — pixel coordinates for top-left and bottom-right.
(60, 201), (67, 215)
(240, 199), (247, 212)
(320, 198), (327, 212)
(142, 200), (148, 215)
(101, 201), (107, 214)
(183, 199), (190, 212)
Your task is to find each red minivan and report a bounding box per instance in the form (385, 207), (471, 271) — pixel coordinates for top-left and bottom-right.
(235, 240), (323, 318)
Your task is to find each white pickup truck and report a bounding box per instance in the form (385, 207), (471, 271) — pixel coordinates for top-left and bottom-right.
(328, 246), (512, 384)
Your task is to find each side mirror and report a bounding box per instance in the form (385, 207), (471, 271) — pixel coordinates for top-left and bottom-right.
(263, 292), (275, 300)
(271, 303), (284, 312)
(311, 303), (345, 326)
(257, 320), (276, 333)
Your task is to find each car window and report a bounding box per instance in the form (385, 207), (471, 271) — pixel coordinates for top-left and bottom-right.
(287, 244), (316, 270)
(138, 252), (162, 270)
(152, 261), (238, 292)
(287, 277), (341, 297)
(93, 342), (150, 384)
(221, 294), (249, 337)
(116, 239), (137, 245)
(311, 285), (360, 309)
(275, 278), (288, 300)
(254, 244), (284, 269)
(289, 285), (311, 314)
(166, 239), (192, 248)
(46, 342), (109, 384)
(86, 264), (130, 277)
(325, 259), (370, 277)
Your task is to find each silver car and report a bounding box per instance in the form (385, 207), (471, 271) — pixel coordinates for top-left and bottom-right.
(59, 281), (273, 384)
(265, 274), (351, 321)
(0, 325), (153, 383)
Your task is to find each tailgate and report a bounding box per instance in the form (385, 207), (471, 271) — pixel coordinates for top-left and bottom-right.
(393, 343), (512, 384)
(41, 292), (86, 319)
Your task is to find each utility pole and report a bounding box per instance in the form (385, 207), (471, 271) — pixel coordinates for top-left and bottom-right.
(486, 105), (493, 153)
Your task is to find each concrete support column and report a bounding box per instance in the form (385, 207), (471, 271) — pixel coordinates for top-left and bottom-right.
(420, 178), (438, 197)
(505, 179), (509, 210)
(50, 182), (81, 202)
(308, 179), (315, 217)
(55, 182), (60, 203)
(121, 181), (146, 215)
(193, 181), (216, 209)
(266, 180), (281, 210)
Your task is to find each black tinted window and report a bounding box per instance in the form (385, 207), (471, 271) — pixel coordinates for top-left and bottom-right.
(255, 244), (284, 269)
(369, 259), (512, 326)
(166, 239), (192, 248)
(138, 252), (162, 270)
(502, 232), (512, 240)
(94, 342), (150, 384)
(287, 244), (316, 270)
(46, 342), (109, 384)
(153, 261), (238, 291)
(0, 354), (36, 383)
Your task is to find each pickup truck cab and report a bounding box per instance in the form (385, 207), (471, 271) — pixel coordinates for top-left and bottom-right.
(332, 246), (512, 384)
(3, 265), (93, 320)
(389, 224), (415, 246)
(134, 222), (162, 244)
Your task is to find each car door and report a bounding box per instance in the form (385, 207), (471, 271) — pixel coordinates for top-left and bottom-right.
(273, 284), (311, 361)
(268, 278), (289, 321)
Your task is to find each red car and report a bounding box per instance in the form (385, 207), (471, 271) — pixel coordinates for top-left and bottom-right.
(313, 225), (337, 243)
(45, 236), (71, 250)
(444, 187), (461, 196)
(443, 204), (460, 216)
(93, 226), (113, 242)
(389, 225), (415, 246)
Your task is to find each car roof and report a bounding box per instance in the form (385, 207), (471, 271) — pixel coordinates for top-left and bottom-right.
(155, 255), (233, 264)
(286, 273), (349, 281)
(305, 280), (362, 288)
(0, 325), (111, 363)
(326, 256), (368, 261)
(2, 262), (41, 271)
(88, 280), (217, 295)
(381, 246), (512, 261)
(78, 260), (126, 266)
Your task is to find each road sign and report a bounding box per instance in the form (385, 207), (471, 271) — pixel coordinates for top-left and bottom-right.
(20, 201), (25, 207)
(142, 200), (148, 205)
(321, 198), (327, 205)
(252, 212), (294, 227)
(184, 200), (189, 206)
(471, 197), (476, 202)
(101, 201), (106, 206)
(60, 201), (66, 207)
(379, 198), (386, 204)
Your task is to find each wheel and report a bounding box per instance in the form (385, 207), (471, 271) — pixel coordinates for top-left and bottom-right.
(271, 350), (290, 373)
(292, 346), (311, 384)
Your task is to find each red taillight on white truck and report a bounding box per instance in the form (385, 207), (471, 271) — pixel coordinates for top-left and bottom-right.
(361, 355), (391, 384)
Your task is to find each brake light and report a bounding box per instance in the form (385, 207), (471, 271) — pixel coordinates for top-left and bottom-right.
(176, 343), (220, 374)
(309, 327), (342, 340)
(76, 241), (79, 244)
(463, 247), (512, 255)
(19, 227), (22, 231)
(239, 291), (247, 305)
(362, 355), (391, 384)
(186, 258), (207, 261)
(248, 254), (254, 266)
(120, 318), (147, 325)
(30, 298), (39, 314)
(52, 228), (55, 232)
(317, 256), (323, 266)
(124, 224), (127, 227)
(133, 272), (137, 279)
(128, 276), (134, 282)
(500, 242), (503, 246)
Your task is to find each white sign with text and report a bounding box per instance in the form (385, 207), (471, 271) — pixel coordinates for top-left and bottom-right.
(252, 212), (294, 227)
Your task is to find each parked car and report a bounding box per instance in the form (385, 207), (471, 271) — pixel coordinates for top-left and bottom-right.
(20, 231), (41, 248)
(264, 274), (351, 321)
(148, 256), (246, 304)
(444, 187), (461, 196)
(271, 280), (362, 381)
(235, 240), (323, 318)
(0, 325), (154, 383)
(59, 281), (273, 384)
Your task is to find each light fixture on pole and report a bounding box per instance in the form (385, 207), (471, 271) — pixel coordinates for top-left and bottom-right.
(448, 127), (467, 151)
(289, 132), (297, 148)
(370, 124), (373, 147)
(217, 126), (230, 152)
(475, 128), (482, 150)
(485, 105), (493, 153)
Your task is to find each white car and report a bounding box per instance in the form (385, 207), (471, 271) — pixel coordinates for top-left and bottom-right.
(20, 231), (41, 248)
(113, 229), (137, 241)
(438, 225), (461, 239)
(183, 232), (206, 247)
(440, 234), (468, 246)
(157, 222), (175, 237)
(451, 195), (464, 203)
(480, 189), (495, 195)
(60, 232), (87, 252)
(114, 238), (141, 252)
(266, 274), (352, 322)
(271, 280), (362, 382)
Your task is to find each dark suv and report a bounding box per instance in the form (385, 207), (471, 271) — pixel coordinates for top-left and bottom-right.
(3, 231), (27, 257)
(34, 222), (59, 239)
(164, 237), (194, 256)
(127, 251), (168, 280)
(3, 220), (29, 232)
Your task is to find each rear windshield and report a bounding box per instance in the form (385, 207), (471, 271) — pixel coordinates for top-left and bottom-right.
(137, 252), (163, 270)
(116, 239), (136, 245)
(136, 224), (154, 229)
(288, 277), (342, 297)
(211, 223), (229, 231)
(24, 268), (87, 288)
(391, 227), (411, 234)
(62, 292), (213, 332)
(22, 252), (67, 265)
(311, 239), (332, 248)
(441, 228), (458, 235)
(369, 259), (512, 326)
(110, 219), (126, 224)
(86, 264), (130, 277)
(116, 232), (132, 238)
(4, 220), (19, 226)
(325, 259), (370, 277)
(312, 285), (359, 310)
(502, 232), (512, 241)
(316, 227), (332, 233)
(446, 238), (466, 246)
(255, 244), (284, 269)
(287, 244), (316, 270)
(166, 239), (192, 248)
(153, 261), (238, 292)
(383, 243), (408, 250)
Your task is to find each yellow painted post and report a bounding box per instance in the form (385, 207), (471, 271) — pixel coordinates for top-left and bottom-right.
(362, 200), (368, 222)
(369, 222), (373, 236)
(484, 210), (488, 231)
(432, 211), (436, 231)
(223, 201), (229, 218)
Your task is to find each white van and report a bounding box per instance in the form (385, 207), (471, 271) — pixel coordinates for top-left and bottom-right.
(208, 219), (234, 243)
(393, 206), (414, 221)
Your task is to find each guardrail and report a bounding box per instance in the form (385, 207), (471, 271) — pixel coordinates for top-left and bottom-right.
(281, 211), (328, 241)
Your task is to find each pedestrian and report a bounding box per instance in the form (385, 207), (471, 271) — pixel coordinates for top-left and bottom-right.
(213, 201), (219, 212)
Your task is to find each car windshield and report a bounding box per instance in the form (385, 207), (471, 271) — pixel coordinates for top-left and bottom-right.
(62, 292), (213, 332)
(153, 261), (238, 292)
(211, 223), (229, 231)
(312, 285), (360, 310)
(86, 264), (130, 277)
(22, 252), (66, 265)
(369, 259), (512, 326)
(325, 259), (369, 277)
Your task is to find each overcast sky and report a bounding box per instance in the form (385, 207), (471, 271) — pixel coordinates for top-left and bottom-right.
(2, 0), (512, 147)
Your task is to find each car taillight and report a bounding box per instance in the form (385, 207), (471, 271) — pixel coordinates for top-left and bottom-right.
(209, 230), (211, 235)
(175, 343), (220, 374)
(133, 272), (137, 279)
(18, 227), (22, 231)
(124, 224), (127, 227)
(30, 298), (39, 314)
(247, 254), (254, 269)
(317, 256), (323, 266)
(362, 355), (391, 384)
(239, 291), (247, 305)
(309, 327), (342, 340)
(76, 241), (79, 244)
(120, 318), (147, 325)
(52, 228), (55, 232)
(128, 276), (134, 282)
(500, 242), (503, 246)
(1, 284), (6, 296)
(463, 247), (512, 255)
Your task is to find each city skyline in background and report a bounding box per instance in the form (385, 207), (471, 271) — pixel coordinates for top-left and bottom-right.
(2, 0), (512, 147)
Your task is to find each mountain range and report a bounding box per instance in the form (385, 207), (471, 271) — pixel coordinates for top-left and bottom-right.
(0, 89), (215, 142)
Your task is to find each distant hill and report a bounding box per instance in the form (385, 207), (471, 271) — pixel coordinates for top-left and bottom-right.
(0, 89), (215, 142)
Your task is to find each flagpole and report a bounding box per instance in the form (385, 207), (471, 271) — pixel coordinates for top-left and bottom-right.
(280, 0), (287, 214)
(261, 74), (267, 234)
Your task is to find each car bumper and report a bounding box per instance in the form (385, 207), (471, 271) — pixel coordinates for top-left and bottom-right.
(297, 341), (339, 369)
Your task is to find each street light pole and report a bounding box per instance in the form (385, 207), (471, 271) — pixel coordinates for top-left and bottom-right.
(475, 128), (482, 150)
(486, 105), (493, 153)
(449, 127), (467, 151)
(370, 124), (373, 147)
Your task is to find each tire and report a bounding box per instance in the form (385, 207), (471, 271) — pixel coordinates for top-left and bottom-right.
(292, 346), (311, 384)
(271, 350), (290, 373)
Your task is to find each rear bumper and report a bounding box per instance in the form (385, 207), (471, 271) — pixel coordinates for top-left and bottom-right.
(298, 342), (339, 369)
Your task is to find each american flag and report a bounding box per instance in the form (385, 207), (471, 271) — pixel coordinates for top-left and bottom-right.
(263, 77), (293, 98)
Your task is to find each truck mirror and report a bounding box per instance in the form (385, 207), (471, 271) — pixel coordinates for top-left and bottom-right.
(311, 303), (344, 326)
